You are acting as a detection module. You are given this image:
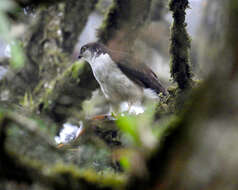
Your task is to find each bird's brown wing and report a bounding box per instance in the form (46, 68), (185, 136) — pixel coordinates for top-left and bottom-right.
(116, 59), (167, 95)
(106, 47), (167, 95)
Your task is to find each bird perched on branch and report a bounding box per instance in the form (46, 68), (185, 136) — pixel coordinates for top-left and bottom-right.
(78, 42), (167, 115)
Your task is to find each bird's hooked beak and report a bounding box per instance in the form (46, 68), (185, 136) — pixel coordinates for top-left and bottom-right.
(78, 53), (82, 59)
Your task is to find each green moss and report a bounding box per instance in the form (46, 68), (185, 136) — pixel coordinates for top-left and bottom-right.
(169, 0), (192, 90)
(2, 149), (125, 189)
(31, 60), (85, 111)
(19, 92), (34, 110)
(71, 61), (86, 80)
(49, 164), (125, 188)
(1, 113), (125, 189)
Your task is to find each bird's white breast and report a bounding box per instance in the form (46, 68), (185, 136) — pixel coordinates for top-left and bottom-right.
(88, 53), (142, 103)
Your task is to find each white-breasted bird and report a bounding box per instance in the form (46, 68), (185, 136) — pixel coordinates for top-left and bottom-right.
(78, 42), (167, 114)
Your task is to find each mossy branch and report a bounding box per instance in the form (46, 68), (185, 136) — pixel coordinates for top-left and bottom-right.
(0, 111), (125, 190)
(169, 0), (192, 89)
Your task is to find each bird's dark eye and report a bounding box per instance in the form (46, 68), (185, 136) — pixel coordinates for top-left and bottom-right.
(81, 46), (87, 53)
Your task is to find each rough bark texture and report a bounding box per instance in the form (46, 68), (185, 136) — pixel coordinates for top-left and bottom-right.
(169, 0), (191, 89)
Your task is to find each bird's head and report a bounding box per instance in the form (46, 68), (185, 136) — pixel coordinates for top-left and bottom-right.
(78, 44), (92, 62)
(78, 42), (106, 62)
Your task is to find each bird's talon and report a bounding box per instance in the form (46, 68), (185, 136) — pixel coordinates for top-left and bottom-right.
(91, 114), (116, 121)
(91, 114), (109, 120)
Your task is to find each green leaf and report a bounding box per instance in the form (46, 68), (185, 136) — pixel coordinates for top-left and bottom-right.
(10, 40), (25, 69)
(119, 155), (131, 171)
(116, 115), (141, 145)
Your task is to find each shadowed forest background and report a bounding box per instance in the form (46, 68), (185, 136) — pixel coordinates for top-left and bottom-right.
(0, 0), (238, 189)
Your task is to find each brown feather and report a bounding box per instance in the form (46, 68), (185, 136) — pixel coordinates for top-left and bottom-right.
(107, 48), (167, 95)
